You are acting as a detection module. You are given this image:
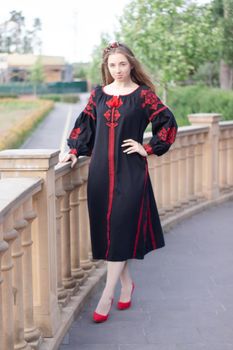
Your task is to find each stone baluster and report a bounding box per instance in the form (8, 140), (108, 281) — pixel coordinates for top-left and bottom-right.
(194, 134), (205, 200)
(12, 206), (30, 350)
(70, 167), (89, 283)
(178, 136), (189, 206)
(227, 130), (233, 187)
(188, 114), (221, 200)
(55, 177), (70, 306)
(61, 173), (79, 294)
(186, 135), (196, 203)
(162, 152), (173, 214)
(0, 149), (61, 337)
(170, 146), (180, 211)
(22, 198), (42, 348)
(2, 214), (18, 350)
(79, 163), (94, 273)
(219, 135), (227, 190)
(0, 223), (9, 350)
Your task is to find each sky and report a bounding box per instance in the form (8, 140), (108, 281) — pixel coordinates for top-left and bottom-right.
(1, 0), (209, 64)
(0, 0), (130, 63)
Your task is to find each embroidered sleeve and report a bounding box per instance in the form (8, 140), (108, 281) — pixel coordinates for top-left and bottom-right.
(141, 88), (178, 156)
(67, 88), (97, 157)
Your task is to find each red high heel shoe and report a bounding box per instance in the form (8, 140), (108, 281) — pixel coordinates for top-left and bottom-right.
(117, 281), (135, 310)
(93, 297), (114, 323)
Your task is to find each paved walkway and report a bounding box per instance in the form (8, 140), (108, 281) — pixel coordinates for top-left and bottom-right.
(59, 199), (233, 350)
(20, 93), (89, 153)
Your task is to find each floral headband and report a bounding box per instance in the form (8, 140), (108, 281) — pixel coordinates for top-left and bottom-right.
(103, 41), (121, 55)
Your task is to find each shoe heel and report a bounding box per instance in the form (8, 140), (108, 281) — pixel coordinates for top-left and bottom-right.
(117, 281), (135, 310)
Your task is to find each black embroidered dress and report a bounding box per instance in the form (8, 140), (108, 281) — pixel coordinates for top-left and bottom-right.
(67, 85), (178, 261)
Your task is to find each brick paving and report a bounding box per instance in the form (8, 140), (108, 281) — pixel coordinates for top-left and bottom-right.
(58, 199), (233, 350)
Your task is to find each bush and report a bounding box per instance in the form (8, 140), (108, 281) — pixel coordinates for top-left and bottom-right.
(39, 94), (80, 103)
(167, 85), (233, 126)
(0, 94), (18, 99)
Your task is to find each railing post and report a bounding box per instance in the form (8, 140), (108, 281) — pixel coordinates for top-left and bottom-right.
(0, 223), (9, 350)
(12, 206), (31, 350)
(79, 163), (94, 273)
(70, 166), (88, 283)
(22, 198), (42, 348)
(2, 215), (18, 350)
(0, 149), (61, 337)
(188, 114), (221, 200)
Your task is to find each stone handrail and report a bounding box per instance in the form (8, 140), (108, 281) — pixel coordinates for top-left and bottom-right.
(0, 114), (232, 350)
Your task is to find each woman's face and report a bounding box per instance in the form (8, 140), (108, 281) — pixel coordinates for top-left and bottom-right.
(107, 52), (132, 82)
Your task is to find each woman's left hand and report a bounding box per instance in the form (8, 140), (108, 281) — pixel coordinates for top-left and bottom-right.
(121, 139), (147, 157)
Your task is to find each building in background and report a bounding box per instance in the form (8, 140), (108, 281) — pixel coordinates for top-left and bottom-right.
(0, 53), (73, 83)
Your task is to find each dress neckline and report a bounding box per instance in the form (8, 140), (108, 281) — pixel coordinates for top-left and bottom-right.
(101, 85), (141, 97)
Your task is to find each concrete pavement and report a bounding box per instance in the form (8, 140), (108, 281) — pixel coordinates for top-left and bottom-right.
(58, 199), (233, 350)
(20, 93), (90, 153)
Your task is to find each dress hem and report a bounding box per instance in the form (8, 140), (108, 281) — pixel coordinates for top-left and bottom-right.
(92, 242), (165, 261)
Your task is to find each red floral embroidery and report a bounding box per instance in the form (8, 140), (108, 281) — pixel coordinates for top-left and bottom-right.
(157, 127), (168, 142)
(141, 89), (160, 110)
(141, 89), (168, 121)
(106, 95), (123, 108)
(69, 127), (81, 139)
(104, 95), (123, 258)
(143, 143), (154, 155)
(157, 126), (177, 144)
(167, 126), (177, 144)
(104, 96), (123, 128)
(69, 148), (78, 155)
(84, 89), (96, 120)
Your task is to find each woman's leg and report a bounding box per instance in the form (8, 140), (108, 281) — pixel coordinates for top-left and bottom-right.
(95, 261), (126, 314)
(119, 260), (134, 302)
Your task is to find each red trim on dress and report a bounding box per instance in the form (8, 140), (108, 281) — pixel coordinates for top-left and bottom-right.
(84, 89), (96, 120)
(149, 106), (168, 121)
(140, 89), (168, 121)
(147, 196), (157, 249)
(104, 95), (123, 259)
(143, 143), (154, 155)
(143, 200), (148, 243)
(133, 162), (148, 258)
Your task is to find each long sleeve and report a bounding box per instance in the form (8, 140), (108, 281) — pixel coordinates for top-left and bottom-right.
(141, 88), (178, 156)
(67, 88), (96, 157)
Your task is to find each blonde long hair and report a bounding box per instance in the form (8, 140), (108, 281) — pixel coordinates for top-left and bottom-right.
(101, 42), (156, 93)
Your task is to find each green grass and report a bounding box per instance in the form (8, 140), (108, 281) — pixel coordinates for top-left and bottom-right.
(0, 99), (45, 132)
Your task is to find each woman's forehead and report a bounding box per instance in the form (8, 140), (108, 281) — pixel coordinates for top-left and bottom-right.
(108, 52), (129, 63)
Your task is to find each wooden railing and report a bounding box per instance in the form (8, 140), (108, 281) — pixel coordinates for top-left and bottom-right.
(0, 113), (232, 350)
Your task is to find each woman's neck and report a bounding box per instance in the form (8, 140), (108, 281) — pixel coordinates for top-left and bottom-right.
(111, 80), (136, 88)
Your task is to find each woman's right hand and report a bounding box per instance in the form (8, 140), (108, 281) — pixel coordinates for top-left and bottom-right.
(60, 153), (78, 168)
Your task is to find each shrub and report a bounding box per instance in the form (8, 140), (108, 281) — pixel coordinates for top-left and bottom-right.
(39, 94), (80, 103)
(167, 85), (233, 126)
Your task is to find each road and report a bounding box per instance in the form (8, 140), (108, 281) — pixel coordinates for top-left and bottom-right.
(20, 93), (90, 157)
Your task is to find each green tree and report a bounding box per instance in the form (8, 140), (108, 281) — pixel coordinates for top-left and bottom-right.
(29, 57), (44, 96)
(117, 0), (219, 91)
(212, 0), (233, 89)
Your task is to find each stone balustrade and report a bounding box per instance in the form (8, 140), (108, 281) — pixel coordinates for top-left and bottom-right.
(0, 114), (232, 350)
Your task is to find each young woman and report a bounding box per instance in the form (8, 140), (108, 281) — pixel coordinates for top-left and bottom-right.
(61, 42), (178, 323)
